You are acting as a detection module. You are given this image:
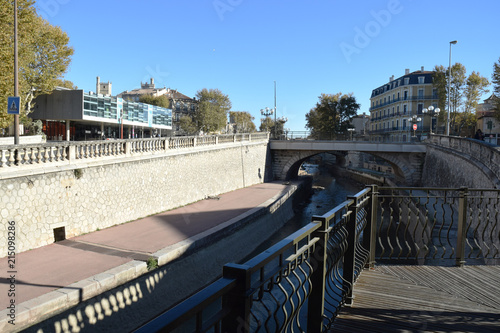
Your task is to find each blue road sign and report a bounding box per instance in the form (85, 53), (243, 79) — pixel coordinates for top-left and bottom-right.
(7, 97), (20, 115)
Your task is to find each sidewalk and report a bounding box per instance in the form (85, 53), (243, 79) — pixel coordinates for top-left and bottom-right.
(0, 181), (295, 332)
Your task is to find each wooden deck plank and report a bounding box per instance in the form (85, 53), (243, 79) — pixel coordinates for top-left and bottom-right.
(331, 265), (500, 332)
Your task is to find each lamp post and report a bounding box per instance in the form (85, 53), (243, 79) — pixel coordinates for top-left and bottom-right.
(347, 128), (355, 141)
(408, 115), (422, 139)
(446, 40), (458, 136)
(423, 105), (440, 134)
(260, 107), (274, 133)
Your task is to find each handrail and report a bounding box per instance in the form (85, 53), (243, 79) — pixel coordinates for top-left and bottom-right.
(133, 187), (373, 332)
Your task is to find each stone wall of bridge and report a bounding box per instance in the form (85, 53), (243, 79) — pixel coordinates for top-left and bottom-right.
(423, 136), (500, 188)
(0, 141), (270, 257)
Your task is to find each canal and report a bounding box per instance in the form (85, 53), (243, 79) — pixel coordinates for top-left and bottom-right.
(242, 162), (364, 261)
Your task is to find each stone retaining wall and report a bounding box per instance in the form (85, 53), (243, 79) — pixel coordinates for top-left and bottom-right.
(0, 142), (270, 257)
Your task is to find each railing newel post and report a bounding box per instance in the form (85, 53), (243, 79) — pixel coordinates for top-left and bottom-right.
(364, 185), (378, 269)
(456, 186), (468, 267)
(307, 216), (329, 333)
(343, 196), (358, 306)
(221, 263), (252, 333)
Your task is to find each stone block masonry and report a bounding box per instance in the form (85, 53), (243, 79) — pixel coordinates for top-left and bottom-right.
(0, 141), (270, 257)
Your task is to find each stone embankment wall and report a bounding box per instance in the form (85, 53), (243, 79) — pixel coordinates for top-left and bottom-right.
(0, 142), (270, 257)
(422, 136), (500, 188)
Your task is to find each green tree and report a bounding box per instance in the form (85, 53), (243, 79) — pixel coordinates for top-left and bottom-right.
(139, 94), (170, 108)
(229, 111), (256, 133)
(54, 79), (77, 90)
(0, 0), (74, 129)
(179, 115), (198, 135)
(305, 93), (360, 139)
(433, 64), (489, 135)
(492, 57), (500, 120)
(193, 88), (231, 133)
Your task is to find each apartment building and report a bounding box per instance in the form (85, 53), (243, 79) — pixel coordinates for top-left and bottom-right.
(369, 67), (439, 142)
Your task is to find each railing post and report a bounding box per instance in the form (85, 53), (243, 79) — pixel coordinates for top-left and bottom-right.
(125, 140), (131, 156)
(222, 263), (252, 333)
(456, 187), (468, 267)
(363, 185), (378, 269)
(307, 216), (328, 333)
(343, 197), (358, 306)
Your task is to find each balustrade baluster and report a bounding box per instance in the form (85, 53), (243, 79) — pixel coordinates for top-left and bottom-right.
(62, 145), (67, 161)
(31, 147), (37, 164)
(8, 149), (15, 166)
(44, 147), (51, 163)
(24, 148), (32, 164)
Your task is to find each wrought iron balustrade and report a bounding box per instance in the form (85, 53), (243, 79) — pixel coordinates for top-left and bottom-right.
(134, 185), (500, 332)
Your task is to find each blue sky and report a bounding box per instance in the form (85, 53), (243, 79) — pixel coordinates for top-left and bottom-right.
(38, 0), (500, 132)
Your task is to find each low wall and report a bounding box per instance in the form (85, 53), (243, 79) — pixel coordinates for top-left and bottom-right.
(0, 140), (271, 257)
(0, 135), (45, 145)
(18, 182), (301, 333)
(423, 135), (500, 188)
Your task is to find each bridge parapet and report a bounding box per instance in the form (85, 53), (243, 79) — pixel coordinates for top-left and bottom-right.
(426, 135), (500, 187)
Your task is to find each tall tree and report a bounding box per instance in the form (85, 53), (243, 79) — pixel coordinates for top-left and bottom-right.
(229, 111), (256, 133)
(0, 0), (74, 129)
(492, 57), (500, 120)
(193, 88), (231, 133)
(305, 93), (360, 139)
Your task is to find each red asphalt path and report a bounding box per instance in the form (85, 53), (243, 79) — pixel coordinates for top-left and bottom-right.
(0, 182), (290, 306)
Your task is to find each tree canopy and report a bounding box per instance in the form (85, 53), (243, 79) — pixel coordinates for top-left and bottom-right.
(139, 94), (170, 108)
(229, 111), (256, 133)
(183, 88), (231, 134)
(305, 93), (360, 139)
(492, 57), (500, 120)
(433, 64), (489, 135)
(0, 0), (74, 130)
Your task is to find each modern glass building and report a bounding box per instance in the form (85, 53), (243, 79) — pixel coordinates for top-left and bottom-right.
(32, 88), (172, 140)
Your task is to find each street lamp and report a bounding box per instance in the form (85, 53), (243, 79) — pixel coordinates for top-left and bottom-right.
(260, 107), (274, 133)
(408, 115), (422, 138)
(446, 40), (458, 136)
(347, 128), (355, 141)
(423, 105), (440, 134)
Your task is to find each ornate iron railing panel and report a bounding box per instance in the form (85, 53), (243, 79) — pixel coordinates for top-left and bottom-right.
(375, 187), (500, 265)
(134, 187), (374, 333)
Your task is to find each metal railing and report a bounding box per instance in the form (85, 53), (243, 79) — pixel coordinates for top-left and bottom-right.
(134, 187), (374, 332)
(134, 185), (500, 332)
(0, 133), (269, 170)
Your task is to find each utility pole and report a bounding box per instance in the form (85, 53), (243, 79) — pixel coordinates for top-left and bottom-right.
(14, 0), (19, 144)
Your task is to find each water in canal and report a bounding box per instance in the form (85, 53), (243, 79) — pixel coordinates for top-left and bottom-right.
(242, 162), (364, 261)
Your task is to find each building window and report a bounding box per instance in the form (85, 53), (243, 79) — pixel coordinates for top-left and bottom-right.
(404, 90), (408, 100)
(417, 104), (423, 114)
(404, 78), (410, 85)
(418, 76), (425, 84)
(397, 106), (400, 114)
(433, 88), (438, 99)
(418, 89), (424, 99)
(403, 105), (407, 114)
(403, 119), (407, 130)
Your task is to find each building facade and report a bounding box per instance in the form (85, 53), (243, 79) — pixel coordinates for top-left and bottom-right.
(369, 67), (439, 142)
(476, 94), (500, 144)
(118, 78), (197, 136)
(31, 88), (172, 141)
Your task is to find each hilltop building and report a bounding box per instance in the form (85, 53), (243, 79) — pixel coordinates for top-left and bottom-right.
(118, 78), (197, 136)
(369, 67), (439, 142)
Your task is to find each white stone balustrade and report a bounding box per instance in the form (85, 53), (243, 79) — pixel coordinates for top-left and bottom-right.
(0, 133), (269, 172)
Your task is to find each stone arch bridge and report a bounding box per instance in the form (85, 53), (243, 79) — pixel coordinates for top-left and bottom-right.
(270, 140), (427, 185)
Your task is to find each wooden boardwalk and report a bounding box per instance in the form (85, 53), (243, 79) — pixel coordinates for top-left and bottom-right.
(333, 265), (500, 332)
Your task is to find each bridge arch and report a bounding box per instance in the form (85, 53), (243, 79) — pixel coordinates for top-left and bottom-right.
(270, 141), (427, 185)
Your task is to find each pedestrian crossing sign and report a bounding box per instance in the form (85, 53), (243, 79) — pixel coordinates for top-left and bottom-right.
(7, 97), (20, 115)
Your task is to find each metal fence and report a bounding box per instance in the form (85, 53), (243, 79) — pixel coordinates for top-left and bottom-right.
(375, 187), (500, 266)
(134, 185), (500, 332)
(134, 187), (374, 333)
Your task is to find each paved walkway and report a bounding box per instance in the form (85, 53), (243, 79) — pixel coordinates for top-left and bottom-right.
(0, 181), (293, 331)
